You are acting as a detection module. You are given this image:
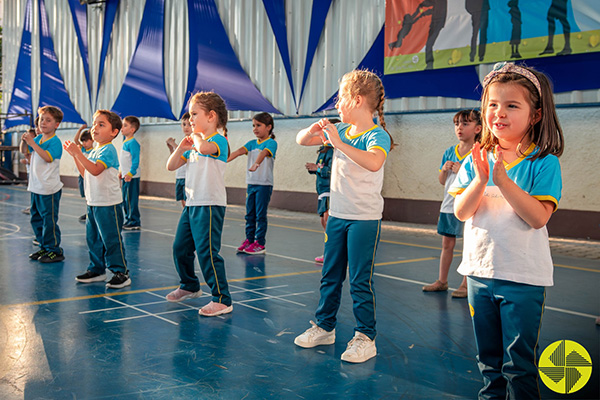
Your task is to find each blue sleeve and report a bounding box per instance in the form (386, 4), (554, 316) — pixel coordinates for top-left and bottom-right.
(182, 149), (191, 161)
(209, 134), (229, 162)
(129, 139), (141, 176)
(440, 147), (452, 171)
(243, 140), (255, 152)
(265, 139), (277, 158)
(366, 129), (391, 157)
(529, 155), (562, 210)
(96, 145), (119, 169)
(449, 155), (475, 197)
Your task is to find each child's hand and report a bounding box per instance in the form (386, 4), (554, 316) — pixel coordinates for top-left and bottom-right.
(451, 161), (461, 173)
(118, 172), (122, 180)
(321, 122), (340, 147)
(178, 136), (194, 151)
(492, 145), (509, 187)
(63, 140), (82, 156)
(441, 160), (453, 172)
(124, 174), (132, 182)
(305, 162), (318, 172)
(166, 137), (176, 149)
(471, 142), (489, 184)
(22, 131), (35, 145)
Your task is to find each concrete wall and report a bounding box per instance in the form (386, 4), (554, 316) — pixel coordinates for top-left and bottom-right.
(52, 105), (600, 239)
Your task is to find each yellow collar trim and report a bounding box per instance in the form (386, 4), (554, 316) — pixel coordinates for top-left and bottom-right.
(257, 137), (271, 145)
(500, 142), (536, 170)
(345, 124), (377, 140)
(454, 144), (471, 161)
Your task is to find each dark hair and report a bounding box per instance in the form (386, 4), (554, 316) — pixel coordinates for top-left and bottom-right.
(339, 69), (395, 150)
(181, 112), (190, 121)
(124, 115), (141, 132)
(253, 112), (275, 139)
(453, 109), (482, 142)
(480, 65), (564, 159)
(80, 130), (92, 142)
(94, 110), (123, 132)
(38, 106), (64, 124)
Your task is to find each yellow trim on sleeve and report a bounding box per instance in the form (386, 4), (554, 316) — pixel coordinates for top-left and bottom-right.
(97, 160), (108, 169)
(45, 150), (54, 162)
(533, 195), (559, 212)
(368, 145), (388, 158)
(448, 187), (464, 198)
(265, 148), (274, 157)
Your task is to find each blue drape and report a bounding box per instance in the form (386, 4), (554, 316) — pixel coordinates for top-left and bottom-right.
(67, 0), (90, 103)
(182, 0), (280, 117)
(96, 0), (119, 105)
(110, 0), (176, 120)
(4, 0), (34, 129)
(39, 0), (85, 124)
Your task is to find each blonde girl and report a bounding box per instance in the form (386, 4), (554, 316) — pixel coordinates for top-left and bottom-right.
(294, 70), (394, 364)
(450, 62), (564, 399)
(165, 92), (232, 317)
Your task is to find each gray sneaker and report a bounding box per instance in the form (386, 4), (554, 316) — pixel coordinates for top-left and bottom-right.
(294, 321), (335, 348)
(166, 287), (202, 302)
(341, 332), (376, 363)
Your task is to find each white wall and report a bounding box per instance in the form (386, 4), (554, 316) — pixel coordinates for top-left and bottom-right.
(55, 105), (600, 213)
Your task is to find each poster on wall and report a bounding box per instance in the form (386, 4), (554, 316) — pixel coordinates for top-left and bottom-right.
(384, 0), (600, 74)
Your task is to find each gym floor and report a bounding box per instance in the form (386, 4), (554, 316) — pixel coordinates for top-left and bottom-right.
(0, 185), (598, 399)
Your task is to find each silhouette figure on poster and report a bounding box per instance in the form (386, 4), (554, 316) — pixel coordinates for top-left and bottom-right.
(466, 0), (490, 62)
(388, 0), (448, 70)
(508, 0), (522, 58)
(540, 0), (572, 55)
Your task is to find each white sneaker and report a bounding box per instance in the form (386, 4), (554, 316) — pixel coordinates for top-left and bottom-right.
(341, 332), (377, 363)
(166, 287), (202, 302)
(294, 320), (335, 348)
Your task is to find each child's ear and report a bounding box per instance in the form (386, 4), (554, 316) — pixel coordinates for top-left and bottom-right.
(112, 129), (120, 138)
(533, 108), (542, 124)
(475, 125), (482, 134)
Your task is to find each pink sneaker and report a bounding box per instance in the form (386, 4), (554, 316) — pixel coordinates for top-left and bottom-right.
(166, 287), (202, 302)
(199, 301), (233, 317)
(237, 239), (251, 253)
(315, 255), (324, 263)
(244, 241), (266, 254)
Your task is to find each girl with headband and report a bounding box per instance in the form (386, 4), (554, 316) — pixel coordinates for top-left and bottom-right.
(449, 62), (565, 399)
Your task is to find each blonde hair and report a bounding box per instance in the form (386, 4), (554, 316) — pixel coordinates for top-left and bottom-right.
(339, 69), (395, 150)
(189, 92), (228, 136)
(480, 65), (564, 159)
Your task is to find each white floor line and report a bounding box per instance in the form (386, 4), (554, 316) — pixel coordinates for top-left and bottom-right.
(234, 291), (313, 306)
(230, 284), (310, 307)
(104, 296), (179, 325)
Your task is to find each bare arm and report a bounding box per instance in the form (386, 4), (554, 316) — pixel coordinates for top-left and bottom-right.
(74, 124), (87, 146)
(192, 133), (218, 156)
(64, 140), (106, 176)
(23, 132), (53, 163)
(248, 149), (271, 172)
(493, 147), (554, 229)
(166, 137), (192, 171)
(322, 123), (386, 172)
(296, 118), (330, 147)
(227, 147), (247, 162)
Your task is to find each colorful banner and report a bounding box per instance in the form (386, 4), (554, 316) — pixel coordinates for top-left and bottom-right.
(384, 0), (600, 74)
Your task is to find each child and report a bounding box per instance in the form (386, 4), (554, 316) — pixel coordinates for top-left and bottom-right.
(304, 118), (340, 263)
(120, 115), (141, 230)
(73, 124), (94, 221)
(294, 70), (394, 363)
(423, 109), (481, 298)
(228, 112), (277, 255)
(22, 106), (65, 263)
(450, 62), (564, 399)
(166, 112), (192, 207)
(64, 110), (131, 289)
(165, 92), (232, 317)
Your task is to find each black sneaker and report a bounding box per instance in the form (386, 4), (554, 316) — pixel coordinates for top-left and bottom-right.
(39, 251), (65, 263)
(78, 214), (87, 222)
(29, 250), (47, 260)
(106, 272), (131, 289)
(76, 270), (107, 283)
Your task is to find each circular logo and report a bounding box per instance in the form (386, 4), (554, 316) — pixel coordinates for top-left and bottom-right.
(538, 340), (592, 394)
